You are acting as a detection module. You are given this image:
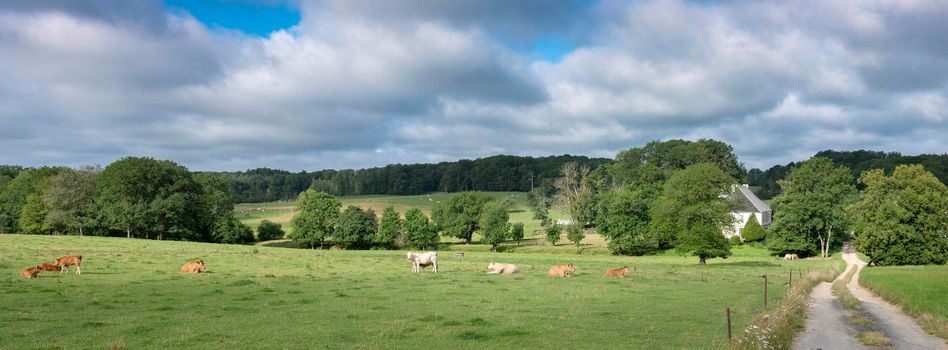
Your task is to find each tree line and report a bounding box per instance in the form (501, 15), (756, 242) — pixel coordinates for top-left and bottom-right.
(748, 150), (947, 199)
(206, 155), (610, 203)
(0, 158), (254, 243)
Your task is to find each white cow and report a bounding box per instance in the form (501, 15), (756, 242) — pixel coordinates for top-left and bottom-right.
(487, 262), (519, 274)
(406, 251), (438, 273)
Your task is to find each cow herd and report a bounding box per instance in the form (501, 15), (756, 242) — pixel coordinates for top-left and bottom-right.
(20, 255), (81, 279)
(409, 251), (630, 278)
(21, 251), (634, 279)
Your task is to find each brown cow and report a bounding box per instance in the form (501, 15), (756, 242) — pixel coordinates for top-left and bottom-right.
(56, 255), (82, 276)
(21, 266), (42, 279)
(548, 264), (576, 277)
(180, 260), (206, 273)
(39, 263), (62, 272)
(604, 266), (631, 278)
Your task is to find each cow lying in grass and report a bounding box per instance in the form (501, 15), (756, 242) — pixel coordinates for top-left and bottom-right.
(784, 253), (800, 260)
(56, 255), (82, 276)
(20, 266), (42, 279)
(604, 266), (630, 277)
(39, 263), (61, 272)
(180, 260), (206, 273)
(487, 262), (519, 274)
(406, 252), (438, 273)
(548, 264), (576, 277)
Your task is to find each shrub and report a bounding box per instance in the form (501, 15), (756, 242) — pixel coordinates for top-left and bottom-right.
(741, 215), (766, 242)
(729, 235), (743, 246)
(256, 220), (284, 241)
(510, 223), (524, 245)
(214, 217), (254, 244)
(545, 224), (561, 246)
(566, 224), (584, 248)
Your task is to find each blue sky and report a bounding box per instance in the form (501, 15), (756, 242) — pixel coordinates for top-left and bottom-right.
(0, 0), (945, 171)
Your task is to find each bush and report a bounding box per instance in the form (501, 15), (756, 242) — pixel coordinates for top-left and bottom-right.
(404, 208), (439, 250)
(729, 235), (743, 246)
(545, 224), (561, 246)
(510, 223), (524, 245)
(741, 215), (766, 242)
(214, 217), (254, 244)
(566, 224), (585, 248)
(256, 220), (285, 241)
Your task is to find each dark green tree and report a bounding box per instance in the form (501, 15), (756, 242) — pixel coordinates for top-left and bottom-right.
(651, 163), (734, 265)
(213, 217), (254, 244)
(431, 192), (493, 244)
(597, 185), (662, 255)
(740, 215), (766, 242)
(545, 224), (561, 246)
(566, 224), (585, 250)
(332, 206), (377, 249)
(479, 202), (510, 251)
(767, 157), (855, 258)
(256, 220), (285, 241)
(509, 223), (524, 246)
(375, 206), (402, 249)
(850, 165), (947, 265)
(44, 166), (99, 236)
(289, 190), (341, 249)
(404, 208), (439, 249)
(95, 157), (205, 240)
(0, 167), (66, 232)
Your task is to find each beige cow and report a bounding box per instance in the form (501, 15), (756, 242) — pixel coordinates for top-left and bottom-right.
(487, 262), (519, 274)
(406, 252), (438, 273)
(784, 253), (800, 261)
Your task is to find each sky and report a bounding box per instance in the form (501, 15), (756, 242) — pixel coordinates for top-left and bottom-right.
(0, 0), (945, 172)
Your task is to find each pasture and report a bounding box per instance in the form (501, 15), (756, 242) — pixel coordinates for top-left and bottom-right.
(235, 192), (569, 242)
(0, 235), (838, 349)
(860, 265), (948, 338)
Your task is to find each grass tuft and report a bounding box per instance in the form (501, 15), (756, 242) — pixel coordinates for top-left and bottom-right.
(857, 331), (890, 346)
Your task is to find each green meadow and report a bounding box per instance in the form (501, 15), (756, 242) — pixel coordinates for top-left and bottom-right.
(236, 192), (569, 243)
(0, 235), (838, 349)
(860, 265), (948, 338)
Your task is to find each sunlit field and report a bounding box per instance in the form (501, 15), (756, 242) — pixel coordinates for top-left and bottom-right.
(0, 235), (838, 349)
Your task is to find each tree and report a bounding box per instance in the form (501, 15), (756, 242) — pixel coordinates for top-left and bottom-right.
(532, 205), (551, 227)
(289, 190), (341, 249)
(767, 157), (855, 258)
(44, 166), (99, 236)
(510, 223), (524, 245)
(741, 215), (766, 242)
(404, 208), (439, 249)
(545, 224), (561, 246)
(95, 157), (205, 240)
(850, 165), (947, 265)
(566, 224), (585, 250)
(0, 167), (66, 233)
(554, 162), (590, 224)
(332, 206), (377, 249)
(651, 163), (734, 265)
(431, 192), (493, 244)
(256, 220), (285, 241)
(597, 185), (662, 255)
(213, 217), (254, 244)
(479, 202), (510, 251)
(375, 206), (402, 249)
(20, 193), (55, 234)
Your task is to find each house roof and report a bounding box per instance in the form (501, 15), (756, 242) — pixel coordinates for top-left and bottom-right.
(734, 185), (771, 213)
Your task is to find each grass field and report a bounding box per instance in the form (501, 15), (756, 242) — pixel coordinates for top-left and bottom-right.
(860, 265), (948, 339)
(0, 235), (838, 349)
(235, 192), (569, 241)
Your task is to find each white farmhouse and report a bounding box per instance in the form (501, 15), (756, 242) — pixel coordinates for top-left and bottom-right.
(724, 184), (772, 239)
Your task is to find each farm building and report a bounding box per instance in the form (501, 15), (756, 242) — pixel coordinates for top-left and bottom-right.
(724, 184), (772, 239)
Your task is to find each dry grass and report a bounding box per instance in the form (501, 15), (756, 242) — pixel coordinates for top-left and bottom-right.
(848, 315), (874, 327)
(857, 331), (891, 346)
(731, 267), (841, 350)
(832, 266), (862, 311)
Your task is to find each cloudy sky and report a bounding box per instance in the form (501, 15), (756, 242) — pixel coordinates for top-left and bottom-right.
(0, 0), (945, 171)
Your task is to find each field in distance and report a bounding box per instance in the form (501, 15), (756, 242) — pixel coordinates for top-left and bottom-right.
(0, 235), (838, 349)
(235, 192), (569, 244)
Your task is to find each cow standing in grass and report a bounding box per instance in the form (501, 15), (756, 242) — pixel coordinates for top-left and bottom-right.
(406, 252), (438, 273)
(56, 255), (82, 276)
(784, 253), (800, 261)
